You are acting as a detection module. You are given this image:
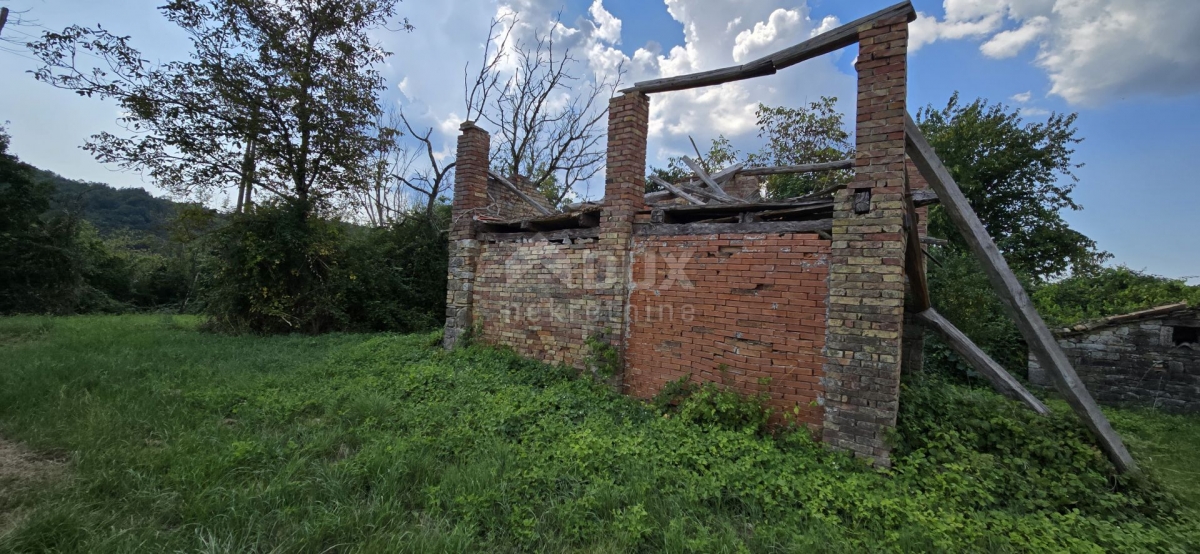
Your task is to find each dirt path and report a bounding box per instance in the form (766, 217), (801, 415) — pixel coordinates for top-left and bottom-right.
(0, 436), (66, 539)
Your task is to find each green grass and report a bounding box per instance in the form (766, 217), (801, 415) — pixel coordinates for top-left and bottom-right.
(0, 315), (1197, 553)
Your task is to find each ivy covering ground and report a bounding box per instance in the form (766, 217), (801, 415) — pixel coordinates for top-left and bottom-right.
(0, 316), (1197, 552)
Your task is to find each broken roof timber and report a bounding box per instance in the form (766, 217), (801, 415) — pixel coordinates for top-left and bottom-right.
(621, 1), (916, 95)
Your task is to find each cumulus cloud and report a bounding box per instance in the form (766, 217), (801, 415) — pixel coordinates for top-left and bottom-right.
(1010, 91), (1032, 103)
(910, 0), (1200, 105)
(382, 0), (856, 199)
(732, 9), (803, 62)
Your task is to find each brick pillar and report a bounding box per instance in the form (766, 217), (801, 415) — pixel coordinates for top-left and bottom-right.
(443, 121), (490, 349)
(598, 92), (649, 385)
(822, 16), (910, 466)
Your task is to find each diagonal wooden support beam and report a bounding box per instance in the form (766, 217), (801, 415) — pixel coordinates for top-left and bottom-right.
(916, 309), (1051, 415)
(681, 157), (737, 202)
(648, 175), (705, 205)
(903, 194), (931, 312)
(904, 112), (1138, 474)
(487, 171), (552, 215)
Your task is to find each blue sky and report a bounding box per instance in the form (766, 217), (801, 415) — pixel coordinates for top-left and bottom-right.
(0, 0), (1197, 282)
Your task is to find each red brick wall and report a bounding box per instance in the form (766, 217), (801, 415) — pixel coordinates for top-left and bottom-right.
(626, 232), (830, 429)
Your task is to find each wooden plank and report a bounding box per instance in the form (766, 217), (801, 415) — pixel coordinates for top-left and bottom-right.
(649, 175), (706, 205)
(911, 188), (939, 207)
(920, 236), (949, 247)
(622, 1), (915, 94)
(712, 162), (746, 184)
(759, 1), (916, 70)
(478, 227), (600, 242)
(916, 308), (1051, 415)
(904, 195), (930, 312)
(737, 159), (854, 176)
(487, 170), (553, 216)
(904, 112), (1139, 474)
(620, 58), (776, 95)
(635, 219), (832, 236)
(681, 157), (738, 202)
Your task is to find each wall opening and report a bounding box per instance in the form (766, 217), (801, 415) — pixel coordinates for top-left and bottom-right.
(1172, 325), (1199, 346)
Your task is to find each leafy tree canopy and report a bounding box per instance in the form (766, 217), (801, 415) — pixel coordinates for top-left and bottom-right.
(917, 93), (1108, 281)
(30, 0), (409, 212)
(651, 97), (854, 198)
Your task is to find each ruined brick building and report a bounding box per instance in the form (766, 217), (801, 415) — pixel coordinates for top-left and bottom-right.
(1029, 304), (1200, 413)
(441, 0), (1141, 472)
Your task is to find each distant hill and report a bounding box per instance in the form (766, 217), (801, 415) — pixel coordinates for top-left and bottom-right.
(33, 169), (184, 239)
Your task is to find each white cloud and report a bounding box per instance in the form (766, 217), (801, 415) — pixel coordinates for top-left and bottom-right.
(980, 15), (1047, 58)
(910, 0), (1200, 105)
(378, 0), (856, 200)
(1010, 91), (1032, 103)
(812, 15), (841, 37)
(732, 9), (803, 63)
(588, 0), (622, 44)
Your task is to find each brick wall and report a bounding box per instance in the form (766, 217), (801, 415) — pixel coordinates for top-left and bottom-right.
(473, 237), (618, 368)
(626, 232), (830, 428)
(487, 175), (554, 220)
(822, 14), (911, 466)
(1029, 312), (1200, 413)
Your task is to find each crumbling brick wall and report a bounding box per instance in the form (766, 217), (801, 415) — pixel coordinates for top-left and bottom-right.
(472, 237), (619, 368)
(626, 232), (829, 429)
(487, 176), (553, 220)
(445, 11), (923, 463)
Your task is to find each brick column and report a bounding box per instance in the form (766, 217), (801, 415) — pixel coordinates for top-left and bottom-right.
(443, 121), (490, 349)
(598, 92), (649, 384)
(822, 16), (910, 466)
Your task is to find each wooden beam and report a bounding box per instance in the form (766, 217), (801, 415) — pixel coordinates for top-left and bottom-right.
(904, 195), (931, 312)
(622, 1), (916, 94)
(487, 170), (553, 216)
(921, 236), (950, 247)
(737, 159), (854, 177)
(649, 175), (706, 205)
(635, 219), (832, 236)
(905, 113), (1139, 474)
(712, 162), (747, 184)
(911, 188), (939, 207)
(916, 308), (1052, 416)
(682, 157), (738, 202)
(478, 227), (600, 242)
(620, 58), (776, 95)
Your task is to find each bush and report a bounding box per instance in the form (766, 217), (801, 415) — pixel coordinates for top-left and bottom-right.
(1034, 266), (1200, 326)
(202, 201), (448, 334)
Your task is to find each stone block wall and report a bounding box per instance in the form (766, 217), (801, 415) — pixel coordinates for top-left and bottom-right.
(1030, 312), (1200, 413)
(626, 232), (830, 429)
(821, 14), (912, 466)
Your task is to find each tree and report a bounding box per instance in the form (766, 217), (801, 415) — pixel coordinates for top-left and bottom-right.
(655, 97), (853, 199)
(30, 0), (409, 214)
(465, 14), (623, 208)
(916, 93), (1107, 281)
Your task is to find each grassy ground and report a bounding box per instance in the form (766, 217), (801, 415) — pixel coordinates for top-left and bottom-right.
(0, 315), (1197, 552)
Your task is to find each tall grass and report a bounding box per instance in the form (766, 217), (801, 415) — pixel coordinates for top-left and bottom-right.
(0, 315), (1196, 552)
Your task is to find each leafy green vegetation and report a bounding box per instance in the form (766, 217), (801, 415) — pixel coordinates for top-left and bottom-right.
(1, 316), (1196, 552)
(1034, 266), (1200, 326)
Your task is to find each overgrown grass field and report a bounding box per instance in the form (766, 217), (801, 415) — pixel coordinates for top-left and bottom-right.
(0, 316), (1197, 552)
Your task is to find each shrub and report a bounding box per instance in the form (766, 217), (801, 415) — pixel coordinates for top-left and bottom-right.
(202, 202), (449, 334)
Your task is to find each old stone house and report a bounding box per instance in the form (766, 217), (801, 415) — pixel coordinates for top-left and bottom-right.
(1029, 304), (1200, 413)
